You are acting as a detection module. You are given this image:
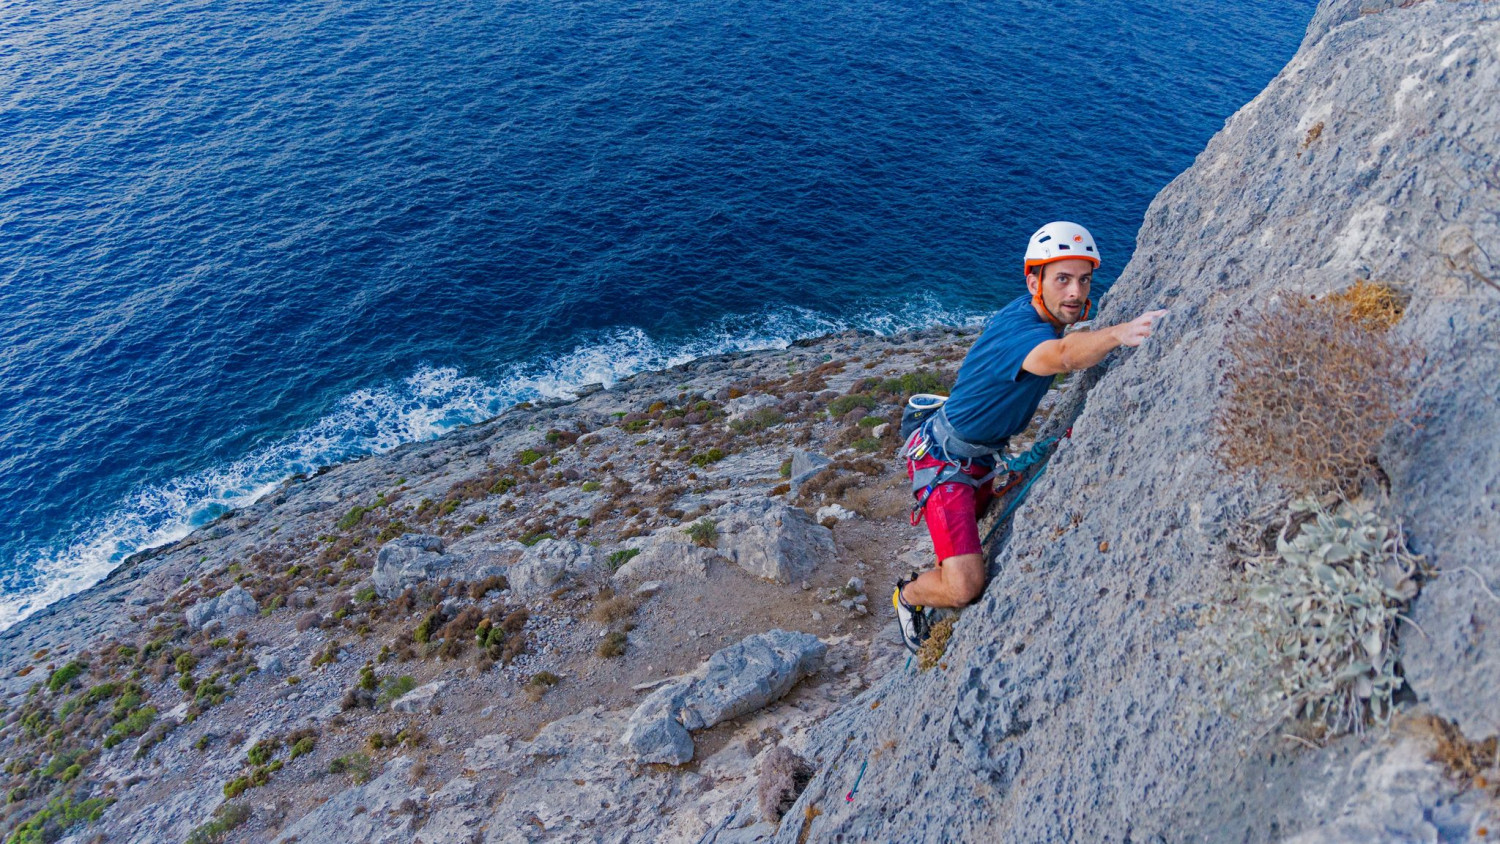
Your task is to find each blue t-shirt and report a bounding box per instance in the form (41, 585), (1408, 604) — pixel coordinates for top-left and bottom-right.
(942, 295), (1061, 447)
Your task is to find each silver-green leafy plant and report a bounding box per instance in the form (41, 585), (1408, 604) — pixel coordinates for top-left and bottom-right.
(1234, 496), (1421, 735)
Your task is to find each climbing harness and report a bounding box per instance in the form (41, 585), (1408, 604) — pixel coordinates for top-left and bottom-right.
(902, 397), (1061, 529)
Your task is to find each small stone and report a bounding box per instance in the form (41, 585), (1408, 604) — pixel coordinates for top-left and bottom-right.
(812, 611), (824, 622)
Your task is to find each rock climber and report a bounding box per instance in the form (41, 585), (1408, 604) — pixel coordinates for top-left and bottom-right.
(893, 221), (1167, 652)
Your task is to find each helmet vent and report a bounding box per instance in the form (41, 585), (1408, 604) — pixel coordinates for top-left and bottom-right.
(1057, 244), (1071, 250)
(1037, 235), (1052, 243)
(1086, 245), (1095, 252)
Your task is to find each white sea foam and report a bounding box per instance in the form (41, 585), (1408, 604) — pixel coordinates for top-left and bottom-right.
(0, 300), (984, 632)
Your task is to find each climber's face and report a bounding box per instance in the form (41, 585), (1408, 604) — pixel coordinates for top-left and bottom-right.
(1027, 258), (1094, 325)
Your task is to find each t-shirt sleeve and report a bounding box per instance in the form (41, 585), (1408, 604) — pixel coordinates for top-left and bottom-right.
(991, 314), (1058, 383)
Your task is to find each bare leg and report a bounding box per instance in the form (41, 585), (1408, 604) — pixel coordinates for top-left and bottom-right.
(900, 553), (985, 608)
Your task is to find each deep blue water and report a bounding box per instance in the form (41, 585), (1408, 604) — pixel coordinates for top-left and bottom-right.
(0, 0), (1315, 629)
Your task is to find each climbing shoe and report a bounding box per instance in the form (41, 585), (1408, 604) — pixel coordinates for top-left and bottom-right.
(893, 574), (930, 654)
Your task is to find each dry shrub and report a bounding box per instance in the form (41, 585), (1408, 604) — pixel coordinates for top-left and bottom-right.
(1216, 289), (1413, 494)
(596, 632), (628, 658)
(757, 746), (813, 823)
(917, 616), (955, 671)
(1409, 713), (1498, 790)
(591, 595), (638, 625)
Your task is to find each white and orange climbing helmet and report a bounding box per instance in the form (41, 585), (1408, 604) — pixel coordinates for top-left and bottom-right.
(1023, 221), (1100, 277)
(1024, 222), (1099, 328)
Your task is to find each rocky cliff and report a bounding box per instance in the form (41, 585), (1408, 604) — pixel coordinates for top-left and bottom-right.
(780, 1), (1500, 841)
(2, 1), (1497, 842)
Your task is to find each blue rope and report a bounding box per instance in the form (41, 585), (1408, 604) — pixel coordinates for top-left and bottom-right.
(983, 437), (1060, 545)
(1001, 436), (1058, 474)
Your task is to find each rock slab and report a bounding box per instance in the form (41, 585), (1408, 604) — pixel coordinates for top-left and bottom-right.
(507, 538), (603, 599)
(371, 534), (452, 599)
(622, 630), (826, 764)
(184, 585), (257, 630)
(713, 499), (836, 584)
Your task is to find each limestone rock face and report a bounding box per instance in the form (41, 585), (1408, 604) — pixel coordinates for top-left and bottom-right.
(273, 756), (423, 844)
(371, 534), (451, 599)
(713, 499), (835, 584)
(776, 2), (1500, 841)
(622, 630), (826, 764)
(506, 538), (603, 599)
(184, 585), (257, 630)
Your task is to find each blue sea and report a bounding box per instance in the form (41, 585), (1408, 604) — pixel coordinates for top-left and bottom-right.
(0, 0), (1315, 630)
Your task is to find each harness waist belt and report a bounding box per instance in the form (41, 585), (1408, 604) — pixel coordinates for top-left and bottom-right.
(927, 406), (1007, 461)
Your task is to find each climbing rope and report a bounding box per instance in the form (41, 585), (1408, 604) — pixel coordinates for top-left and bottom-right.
(844, 760), (868, 802)
(982, 433), (1064, 546)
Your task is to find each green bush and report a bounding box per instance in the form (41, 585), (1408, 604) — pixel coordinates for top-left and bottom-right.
(184, 802), (250, 844)
(518, 449), (543, 465)
(104, 706), (156, 749)
(377, 675), (417, 706)
(246, 737), (280, 766)
(875, 370), (950, 398)
(46, 661), (86, 693)
(329, 752), (374, 784)
(607, 548), (640, 571)
(413, 610), (442, 644)
(827, 394), (877, 417)
(684, 519), (718, 548)
(290, 736), (317, 759)
(336, 505), (372, 531)
(597, 632), (628, 658)
(689, 448), (726, 468)
(581, 480), (601, 492)
(729, 407), (786, 433)
(6, 796), (113, 844)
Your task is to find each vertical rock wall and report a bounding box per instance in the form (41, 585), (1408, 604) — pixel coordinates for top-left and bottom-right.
(779, 1), (1500, 840)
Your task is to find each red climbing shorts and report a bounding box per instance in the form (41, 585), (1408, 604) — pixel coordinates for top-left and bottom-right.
(907, 454), (995, 562)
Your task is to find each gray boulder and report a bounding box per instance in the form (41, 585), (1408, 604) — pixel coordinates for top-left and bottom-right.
(620, 683), (696, 765)
(724, 392), (779, 422)
(371, 534), (452, 599)
(788, 449), (832, 491)
(621, 630), (826, 765)
(713, 499), (836, 584)
(390, 679), (445, 714)
(613, 532), (722, 582)
(184, 585), (257, 630)
(507, 538), (603, 599)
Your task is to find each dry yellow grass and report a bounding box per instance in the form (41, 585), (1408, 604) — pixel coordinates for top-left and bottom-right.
(1322, 279), (1407, 331)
